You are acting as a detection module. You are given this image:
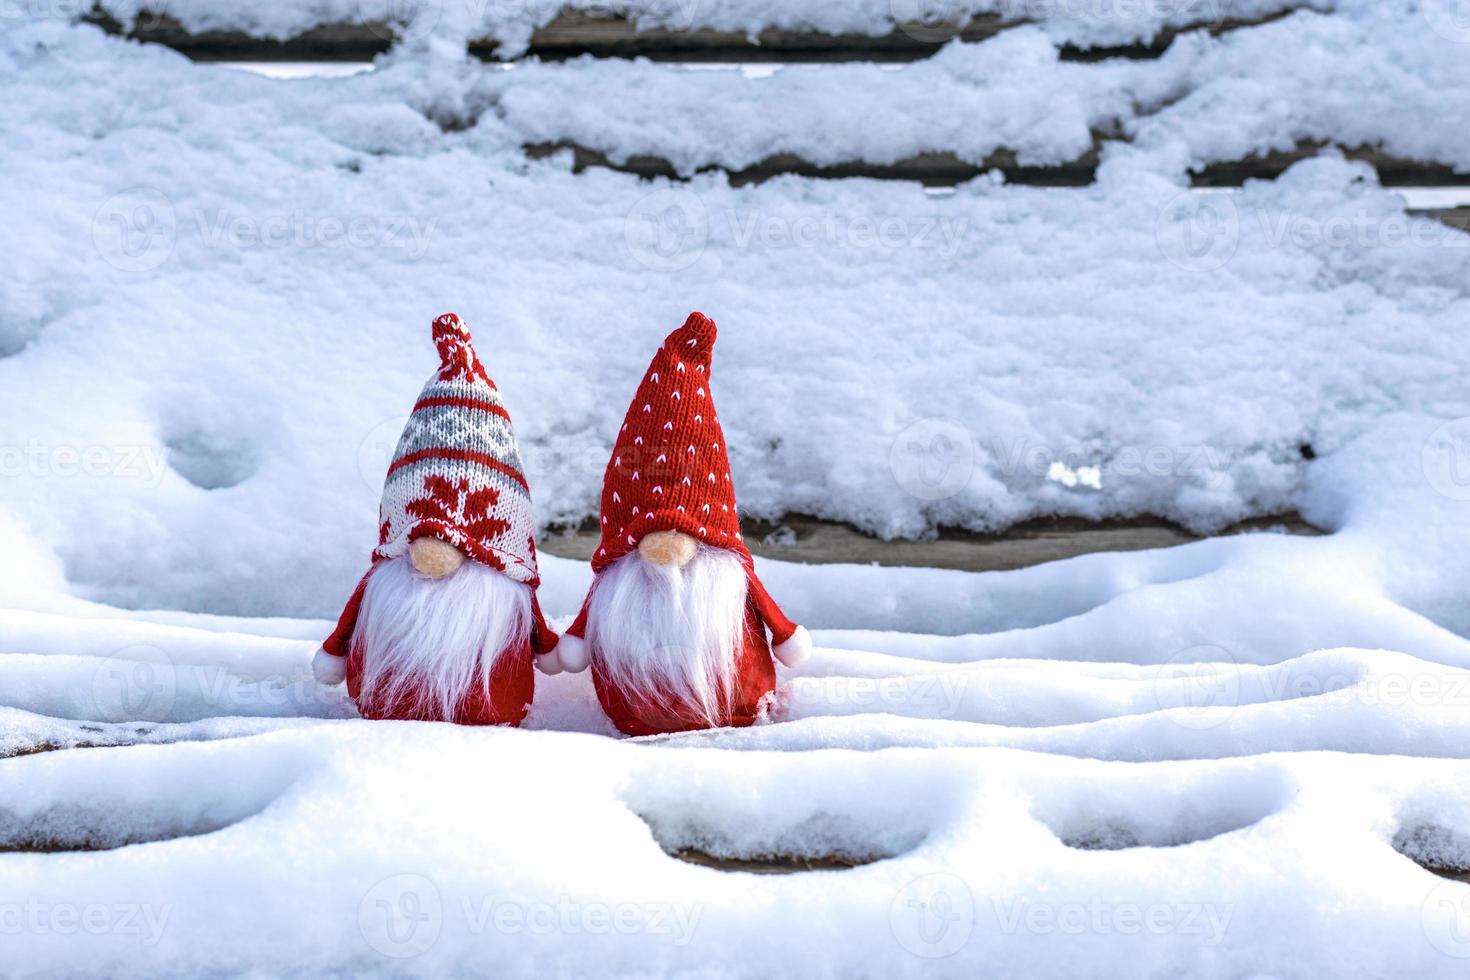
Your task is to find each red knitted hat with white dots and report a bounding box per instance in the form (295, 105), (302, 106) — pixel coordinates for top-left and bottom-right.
(592, 312), (745, 570)
(565, 312), (799, 649)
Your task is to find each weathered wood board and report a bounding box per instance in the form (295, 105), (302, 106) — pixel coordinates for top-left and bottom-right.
(525, 140), (1470, 191)
(86, 8), (1294, 63)
(539, 513), (1323, 573)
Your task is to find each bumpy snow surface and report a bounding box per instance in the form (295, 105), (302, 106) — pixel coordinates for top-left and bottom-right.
(3, 3), (1470, 977)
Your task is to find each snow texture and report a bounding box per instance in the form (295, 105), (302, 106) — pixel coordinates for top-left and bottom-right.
(3, 5), (1470, 977)
(78, 0), (1332, 52)
(2, 12), (1469, 615)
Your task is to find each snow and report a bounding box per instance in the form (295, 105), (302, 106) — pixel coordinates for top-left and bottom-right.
(3, 15), (1469, 615)
(492, 10), (1470, 174)
(3, 4), (1470, 977)
(78, 0), (1330, 51)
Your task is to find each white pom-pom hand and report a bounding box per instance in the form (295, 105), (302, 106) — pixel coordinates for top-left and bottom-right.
(772, 625), (813, 668)
(554, 633), (590, 673)
(312, 648), (347, 686)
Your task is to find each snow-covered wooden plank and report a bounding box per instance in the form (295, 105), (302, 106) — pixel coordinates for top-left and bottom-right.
(525, 140), (1470, 190)
(84, 7), (1296, 63)
(540, 513), (1322, 572)
(1428, 206), (1470, 232)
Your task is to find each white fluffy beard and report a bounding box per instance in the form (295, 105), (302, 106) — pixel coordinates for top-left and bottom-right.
(353, 554), (531, 720)
(586, 546), (748, 727)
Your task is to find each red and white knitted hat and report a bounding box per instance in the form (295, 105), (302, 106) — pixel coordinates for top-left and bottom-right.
(322, 313), (556, 658)
(560, 312), (804, 664)
(374, 313), (540, 581)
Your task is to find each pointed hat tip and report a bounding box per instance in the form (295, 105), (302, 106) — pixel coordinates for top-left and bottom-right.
(431, 312), (474, 366)
(668, 311), (717, 362)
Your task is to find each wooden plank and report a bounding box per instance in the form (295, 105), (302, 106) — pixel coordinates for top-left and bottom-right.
(1427, 207), (1470, 232)
(1192, 141), (1470, 188)
(76, 8), (1470, 192)
(523, 141), (1100, 187)
(503, 10), (1016, 63)
(668, 849), (878, 873)
(86, 6), (1295, 64)
(83, 9), (393, 61)
(1427, 866), (1470, 884)
(523, 139), (1470, 196)
(670, 848), (1470, 882)
(538, 513), (1323, 574)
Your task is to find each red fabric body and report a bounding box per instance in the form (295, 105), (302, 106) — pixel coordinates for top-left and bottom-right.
(591, 597), (776, 736)
(345, 634), (534, 727)
(322, 568), (539, 727)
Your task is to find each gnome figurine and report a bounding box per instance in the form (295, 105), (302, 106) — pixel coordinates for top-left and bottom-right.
(548, 312), (812, 735)
(312, 313), (559, 726)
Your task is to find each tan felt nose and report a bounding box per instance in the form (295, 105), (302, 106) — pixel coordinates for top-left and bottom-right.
(638, 530), (697, 568)
(409, 537), (466, 579)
